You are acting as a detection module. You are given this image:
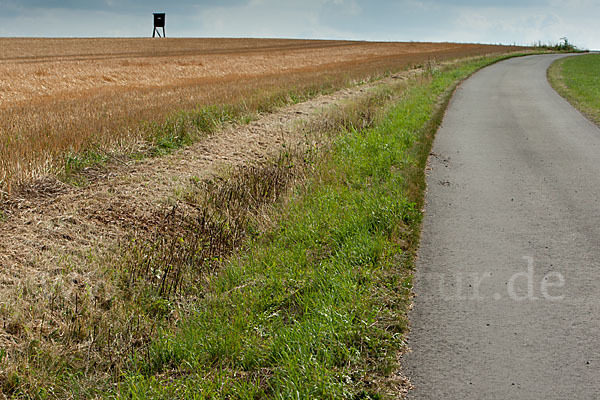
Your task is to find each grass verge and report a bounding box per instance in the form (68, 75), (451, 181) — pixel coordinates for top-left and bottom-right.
(56, 85), (328, 185)
(0, 66), (404, 399)
(548, 53), (600, 124)
(107, 54), (531, 399)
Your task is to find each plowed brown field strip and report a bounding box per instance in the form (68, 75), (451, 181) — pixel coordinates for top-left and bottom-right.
(0, 38), (520, 194)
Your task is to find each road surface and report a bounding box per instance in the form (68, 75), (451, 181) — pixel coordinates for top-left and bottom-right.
(404, 54), (600, 399)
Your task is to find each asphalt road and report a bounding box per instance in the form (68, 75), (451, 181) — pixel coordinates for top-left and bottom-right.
(404, 54), (600, 399)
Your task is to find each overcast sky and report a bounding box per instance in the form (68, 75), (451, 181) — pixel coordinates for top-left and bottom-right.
(0, 0), (597, 49)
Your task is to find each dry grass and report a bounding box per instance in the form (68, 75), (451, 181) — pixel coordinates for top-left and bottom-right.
(0, 70), (415, 395)
(0, 48), (538, 396)
(0, 70), (412, 396)
(0, 38), (522, 196)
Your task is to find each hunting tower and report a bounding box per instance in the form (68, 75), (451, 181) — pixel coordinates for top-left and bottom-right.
(153, 13), (166, 37)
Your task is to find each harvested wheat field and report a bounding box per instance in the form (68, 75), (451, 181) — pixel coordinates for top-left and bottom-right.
(0, 38), (528, 397)
(0, 38), (518, 194)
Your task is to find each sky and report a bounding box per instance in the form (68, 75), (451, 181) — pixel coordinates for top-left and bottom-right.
(0, 0), (597, 50)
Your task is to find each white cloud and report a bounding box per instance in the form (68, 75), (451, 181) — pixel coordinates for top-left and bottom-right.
(0, 8), (146, 37)
(195, 0), (363, 39)
(0, 0), (598, 49)
(437, 4), (598, 49)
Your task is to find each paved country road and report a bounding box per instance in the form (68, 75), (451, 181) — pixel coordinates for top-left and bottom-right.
(404, 54), (600, 399)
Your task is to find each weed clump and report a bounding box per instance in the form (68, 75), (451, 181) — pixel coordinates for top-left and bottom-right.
(533, 37), (585, 52)
(124, 153), (306, 299)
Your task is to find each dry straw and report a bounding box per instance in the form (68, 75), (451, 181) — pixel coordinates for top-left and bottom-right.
(0, 38), (514, 195)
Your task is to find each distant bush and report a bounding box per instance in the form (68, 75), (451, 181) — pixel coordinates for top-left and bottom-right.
(533, 37), (586, 52)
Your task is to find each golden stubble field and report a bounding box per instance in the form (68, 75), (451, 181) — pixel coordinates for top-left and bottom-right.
(0, 38), (519, 195)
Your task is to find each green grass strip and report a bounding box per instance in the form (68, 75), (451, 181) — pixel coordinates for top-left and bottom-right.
(548, 54), (600, 125)
(114, 55), (529, 400)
